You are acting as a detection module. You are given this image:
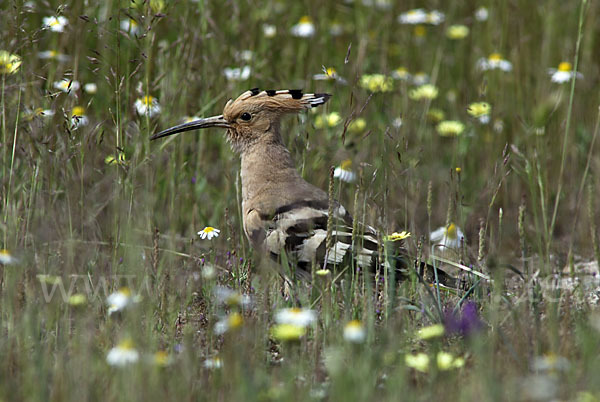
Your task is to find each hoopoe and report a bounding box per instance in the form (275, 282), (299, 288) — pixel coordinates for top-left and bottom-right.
(152, 88), (455, 287)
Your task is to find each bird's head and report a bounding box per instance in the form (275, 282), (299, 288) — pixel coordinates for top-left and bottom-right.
(151, 88), (331, 152)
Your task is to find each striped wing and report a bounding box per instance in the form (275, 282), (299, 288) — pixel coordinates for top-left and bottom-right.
(261, 199), (392, 272)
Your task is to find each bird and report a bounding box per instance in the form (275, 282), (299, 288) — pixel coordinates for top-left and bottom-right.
(152, 88), (456, 287)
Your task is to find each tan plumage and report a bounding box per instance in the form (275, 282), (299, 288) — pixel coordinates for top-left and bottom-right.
(152, 88), (455, 286)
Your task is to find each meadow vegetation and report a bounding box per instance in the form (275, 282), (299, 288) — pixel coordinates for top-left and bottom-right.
(1, 0), (600, 400)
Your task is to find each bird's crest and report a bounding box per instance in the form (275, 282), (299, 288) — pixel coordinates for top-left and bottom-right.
(223, 88), (330, 119)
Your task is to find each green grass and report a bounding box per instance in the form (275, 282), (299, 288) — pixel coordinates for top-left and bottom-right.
(2, 0), (600, 400)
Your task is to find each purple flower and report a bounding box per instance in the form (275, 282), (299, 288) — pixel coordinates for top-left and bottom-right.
(444, 301), (482, 336)
(191, 176), (196, 184)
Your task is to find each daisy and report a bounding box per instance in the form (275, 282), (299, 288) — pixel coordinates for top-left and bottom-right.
(412, 72), (429, 85)
(392, 117), (403, 128)
(214, 312), (243, 335)
(333, 159), (356, 183)
(446, 25), (469, 40)
(315, 112), (342, 129)
(548, 61), (582, 84)
(120, 19), (140, 35)
(430, 223), (465, 248)
(290, 16), (315, 37)
(274, 307), (317, 327)
(83, 83), (97, 94)
(313, 67), (340, 81)
(409, 84), (438, 100)
(0, 249), (17, 265)
(477, 53), (513, 72)
(398, 9), (428, 24)
(134, 95), (161, 117)
(426, 10), (445, 25)
(436, 120), (465, 137)
(53, 78), (80, 93)
(385, 231), (411, 242)
(71, 106), (89, 129)
(262, 24), (276, 38)
(223, 66), (251, 81)
(43, 16), (68, 32)
(214, 286), (252, 308)
(203, 357), (223, 369)
(198, 226), (220, 240)
(475, 7), (489, 22)
(391, 67), (411, 81)
(359, 74), (393, 92)
(343, 320), (366, 343)
(0, 51), (21, 75)
(235, 50), (253, 62)
(106, 339), (140, 367)
(361, 0), (392, 10)
(151, 351), (172, 367)
(37, 50), (70, 62)
(106, 287), (139, 315)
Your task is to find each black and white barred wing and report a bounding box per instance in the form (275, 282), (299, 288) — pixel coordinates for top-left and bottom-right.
(263, 199), (381, 270)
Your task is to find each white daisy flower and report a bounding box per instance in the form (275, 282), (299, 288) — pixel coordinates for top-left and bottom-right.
(391, 67), (411, 81)
(106, 287), (139, 315)
(262, 24), (277, 38)
(43, 16), (68, 32)
(477, 53), (513, 72)
(548, 61), (582, 84)
(333, 160), (356, 183)
(214, 286), (252, 308)
(120, 19), (139, 35)
(214, 312), (243, 335)
(362, 0), (392, 10)
(430, 223), (465, 249)
(313, 67), (342, 81)
(398, 9), (428, 24)
(83, 83), (97, 94)
(0, 249), (17, 265)
(290, 16), (315, 37)
(411, 72), (429, 85)
(37, 50), (70, 62)
(71, 106), (89, 129)
(392, 117), (403, 128)
(134, 95), (161, 117)
(426, 10), (445, 25)
(235, 50), (254, 62)
(53, 78), (80, 93)
(343, 320), (366, 343)
(198, 226), (220, 240)
(274, 307), (317, 327)
(203, 357), (223, 369)
(106, 339), (140, 367)
(223, 66), (251, 81)
(475, 7), (489, 22)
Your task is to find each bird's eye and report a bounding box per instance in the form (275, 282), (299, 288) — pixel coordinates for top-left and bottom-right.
(240, 112), (252, 121)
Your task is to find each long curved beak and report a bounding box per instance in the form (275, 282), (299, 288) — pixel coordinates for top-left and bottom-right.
(150, 115), (231, 141)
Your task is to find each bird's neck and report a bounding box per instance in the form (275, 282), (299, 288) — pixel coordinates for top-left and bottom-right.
(239, 136), (300, 204)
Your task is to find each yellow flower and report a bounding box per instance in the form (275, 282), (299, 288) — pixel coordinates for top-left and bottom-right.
(405, 353), (430, 372)
(359, 74), (394, 92)
(385, 231), (411, 241)
(409, 84), (438, 100)
(437, 352), (465, 370)
(315, 112), (342, 129)
(426, 108), (445, 123)
(271, 324), (306, 341)
(152, 351), (172, 367)
(467, 102), (491, 118)
(67, 293), (87, 306)
(105, 152), (127, 166)
(215, 312), (243, 335)
(0, 51), (21, 74)
(316, 269), (331, 277)
(455, 167), (462, 174)
(348, 118), (366, 133)
(446, 25), (469, 40)
(413, 25), (426, 37)
(436, 120), (465, 136)
(417, 324), (445, 340)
